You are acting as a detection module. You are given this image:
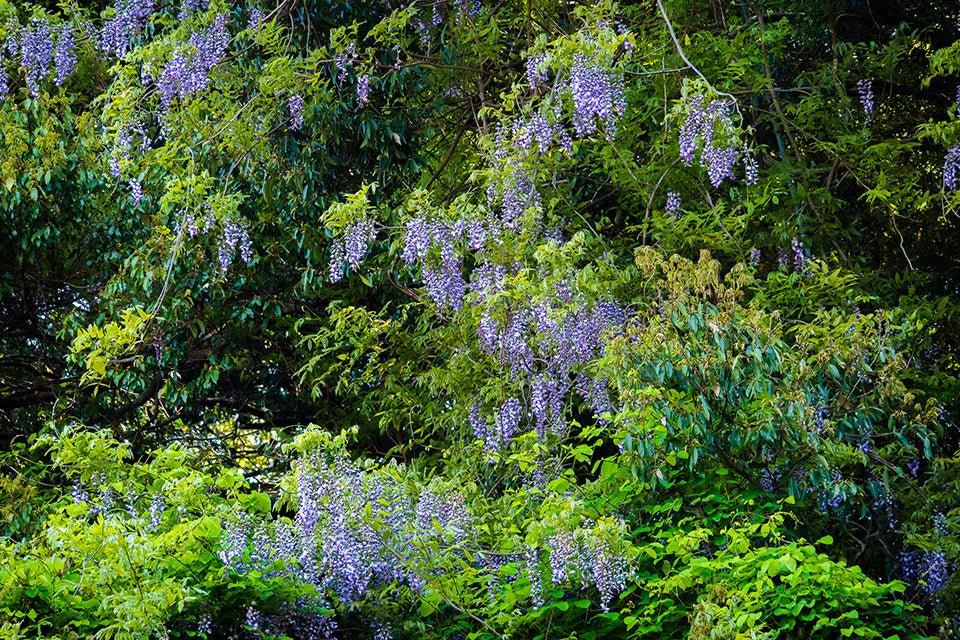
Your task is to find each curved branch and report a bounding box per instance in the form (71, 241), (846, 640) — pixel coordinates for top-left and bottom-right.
(656, 0), (743, 124)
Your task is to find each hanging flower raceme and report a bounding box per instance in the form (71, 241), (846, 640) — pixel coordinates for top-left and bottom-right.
(328, 218), (377, 283)
(569, 53), (626, 140)
(288, 94), (305, 130)
(100, 0), (156, 60)
(157, 13), (230, 109)
(944, 146), (960, 191)
(356, 74), (371, 106)
(857, 78), (874, 116)
(19, 20), (54, 97)
(677, 92), (755, 187)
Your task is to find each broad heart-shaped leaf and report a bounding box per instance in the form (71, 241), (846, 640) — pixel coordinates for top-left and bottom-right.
(243, 491), (272, 514)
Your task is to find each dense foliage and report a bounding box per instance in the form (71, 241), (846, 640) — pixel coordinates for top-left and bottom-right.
(1, 0), (959, 638)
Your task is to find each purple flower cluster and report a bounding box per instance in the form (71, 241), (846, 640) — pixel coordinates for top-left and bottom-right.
(759, 468), (780, 493)
(899, 549), (951, 596)
(818, 469), (845, 512)
(472, 397), (525, 452)
(238, 596), (337, 638)
(790, 237), (808, 273)
(0, 18), (78, 96)
(157, 14), (229, 109)
(476, 296), (624, 437)
(401, 217), (484, 311)
(813, 405), (828, 433)
(222, 449), (639, 620)
(547, 527), (631, 610)
(54, 25), (75, 87)
(415, 488), (471, 543)
(857, 79), (874, 116)
(665, 191), (681, 217)
(749, 247), (761, 267)
(219, 514), (251, 570)
(547, 531), (577, 583)
(576, 371), (614, 422)
(423, 262), (466, 312)
(129, 179), (143, 207)
(247, 7), (265, 31)
(288, 94), (305, 131)
(525, 546), (545, 606)
(531, 374), (565, 440)
(218, 220), (253, 271)
(456, 0), (482, 19)
(678, 95), (744, 187)
(293, 458), (426, 603)
(196, 614), (212, 636)
(356, 74), (371, 107)
(334, 44), (356, 84)
(480, 551), (521, 601)
(100, 0), (155, 60)
(569, 53), (626, 140)
(148, 493), (165, 530)
(494, 166), (542, 229)
(944, 146), (960, 191)
(19, 21), (54, 97)
(469, 261), (507, 302)
(328, 219), (377, 283)
(496, 397), (524, 446)
(526, 54), (548, 89)
(71, 482), (89, 504)
(743, 151), (759, 185)
(588, 538), (631, 610)
(871, 482), (897, 529)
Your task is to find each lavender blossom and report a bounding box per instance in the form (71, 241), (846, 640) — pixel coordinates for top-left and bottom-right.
(665, 191), (680, 217)
(857, 79), (874, 116)
(525, 546), (544, 607)
(218, 220), (249, 271)
(356, 74), (371, 107)
(899, 549), (951, 596)
(944, 146), (960, 191)
(587, 539), (630, 611)
(526, 54), (548, 89)
(743, 151), (759, 185)
(288, 94), (305, 131)
(569, 53), (626, 140)
(220, 516), (250, 570)
(157, 14), (229, 109)
(20, 21), (54, 97)
(129, 180), (143, 207)
(327, 239), (346, 283)
(494, 397), (523, 449)
(547, 531), (578, 584)
(334, 44), (355, 84)
(498, 166), (541, 228)
(148, 493), (165, 530)
(71, 482), (89, 504)
(678, 95), (741, 187)
(178, 0), (209, 19)
(248, 7), (264, 30)
(791, 237), (808, 273)
(53, 25), (75, 87)
(342, 218), (377, 271)
(100, 0), (156, 59)
(531, 374), (565, 439)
